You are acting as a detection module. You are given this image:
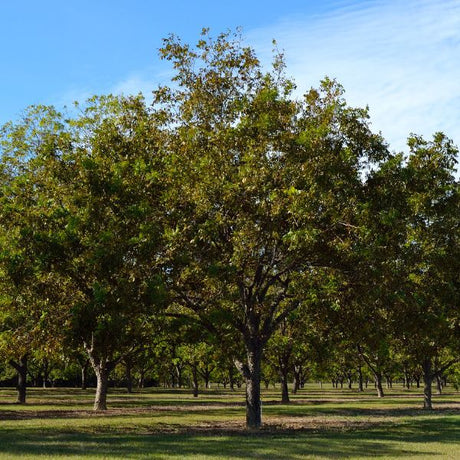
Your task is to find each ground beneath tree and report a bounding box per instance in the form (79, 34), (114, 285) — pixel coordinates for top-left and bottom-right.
(1, 400), (458, 436)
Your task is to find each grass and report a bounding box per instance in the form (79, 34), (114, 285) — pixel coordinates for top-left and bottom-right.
(0, 384), (458, 459)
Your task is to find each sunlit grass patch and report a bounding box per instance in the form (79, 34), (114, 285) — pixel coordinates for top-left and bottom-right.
(0, 385), (458, 459)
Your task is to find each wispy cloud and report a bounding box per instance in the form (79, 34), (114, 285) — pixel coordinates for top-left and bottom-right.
(248, 0), (460, 153)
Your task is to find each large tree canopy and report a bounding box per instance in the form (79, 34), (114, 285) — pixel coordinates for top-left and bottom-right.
(0, 29), (458, 427)
(157, 29), (388, 428)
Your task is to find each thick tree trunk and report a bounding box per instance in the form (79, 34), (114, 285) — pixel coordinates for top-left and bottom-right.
(422, 358), (433, 410)
(245, 350), (262, 428)
(374, 372), (384, 398)
(235, 346), (263, 429)
(86, 351), (115, 411)
(94, 365), (110, 411)
(10, 355), (28, 404)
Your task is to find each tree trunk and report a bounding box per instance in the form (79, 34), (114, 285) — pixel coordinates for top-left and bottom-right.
(86, 351), (115, 411)
(436, 375), (443, 395)
(347, 371), (353, 390)
(93, 364), (110, 411)
(175, 364), (183, 388)
(403, 368), (410, 389)
(81, 359), (89, 390)
(10, 355), (28, 404)
(375, 372), (384, 398)
(245, 350), (262, 428)
(357, 366), (364, 392)
(235, 346), (262, 429)
(191, 363), (199, 397)
(138, 369), (146, 389)
(422, 358), (433, 410)
(293, 365), (302, 394)
(42, 358), (49, 389)
(125, 360), (133, 394)
(228, 366), (235, 391)
(280, 368), (289, 404)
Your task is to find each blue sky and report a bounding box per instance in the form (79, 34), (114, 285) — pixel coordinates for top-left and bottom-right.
(1, 0), (459, 154)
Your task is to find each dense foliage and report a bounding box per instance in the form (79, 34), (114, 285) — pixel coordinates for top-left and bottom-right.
(0, 30), (458, 427)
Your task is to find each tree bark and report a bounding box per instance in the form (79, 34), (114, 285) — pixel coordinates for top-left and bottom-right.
(375, 372), (384, 398)
(86, 352), (115, 411)
(125, 359), (133, 394)
(293, 365), (302, 394)
(422, 358), (433, 410)
(235, 346), (262, 429)
(93, 364), (110, 411)
(9, 355), (28, 404)
(191, 363), (199, 397)
(436, 375), (443, 395)
(357, 366), (364, 392)
(280, 368), (290, 403)
(403, 368), (410, 389)
(228, 366), (235, 391)
(347, 371), (353, 390)
(42, 358), (49, 388)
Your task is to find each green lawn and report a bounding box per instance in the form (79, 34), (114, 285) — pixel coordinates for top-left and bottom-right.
(0, 385), (458, 459)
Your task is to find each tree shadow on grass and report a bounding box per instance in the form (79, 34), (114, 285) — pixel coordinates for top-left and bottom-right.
(0, 416), (458, 459)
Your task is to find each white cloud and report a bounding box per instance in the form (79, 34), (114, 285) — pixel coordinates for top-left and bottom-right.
(247, 0), (460, 153)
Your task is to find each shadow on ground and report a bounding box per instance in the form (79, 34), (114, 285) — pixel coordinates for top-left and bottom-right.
(0, 416), (458, 459)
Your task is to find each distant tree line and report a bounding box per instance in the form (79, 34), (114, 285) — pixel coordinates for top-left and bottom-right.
(0, 30), (458, 429)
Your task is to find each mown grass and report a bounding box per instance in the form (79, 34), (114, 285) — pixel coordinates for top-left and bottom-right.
(0, 384), (458, 459)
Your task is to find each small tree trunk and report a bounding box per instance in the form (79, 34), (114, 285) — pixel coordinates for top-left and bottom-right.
(423, 358), (433, 410)
(347, 371), (353, 390)
(42, 358), (49, 389)
(138, 369), (146, 389)
(228, 366), (235, 391)
(293, 365), (301, 394)
(191, 363), (199, 397)
(10, 355), (28, 404)
(403, 366), (410, 389)
(175, 364), (183, 388)
(357, 366), (364, 392)
(436, 375), (443, 395)
(81, 359), (89, 390)
(280, 368), (289, 403)
(125, 360), (133, 394)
